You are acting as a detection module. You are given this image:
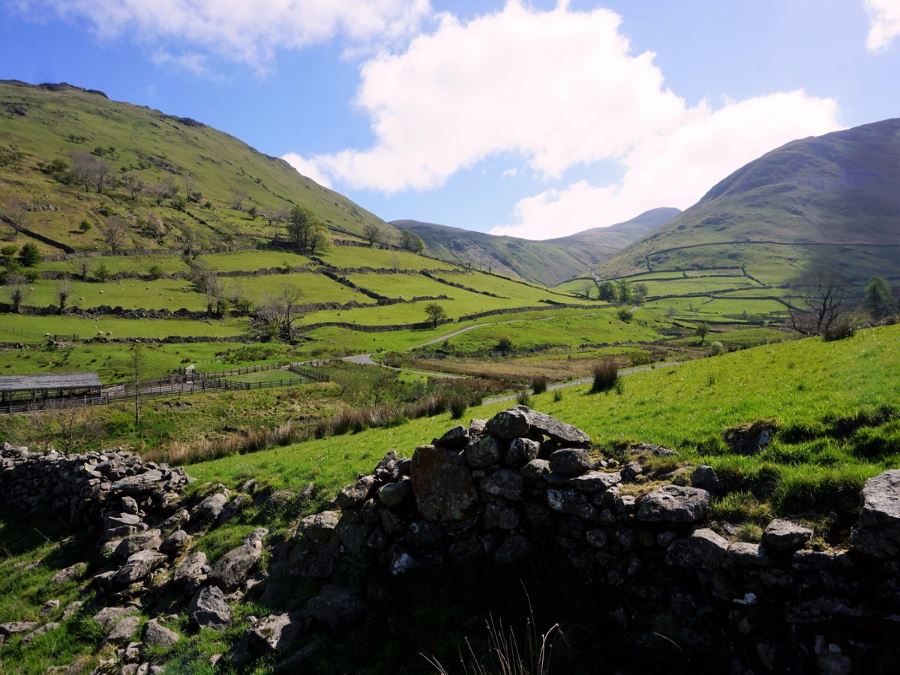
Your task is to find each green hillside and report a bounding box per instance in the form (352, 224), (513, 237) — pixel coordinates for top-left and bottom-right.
(594, 119), (900, 284)
(0, 80), (395, 253)
(392, 208), (679, 286)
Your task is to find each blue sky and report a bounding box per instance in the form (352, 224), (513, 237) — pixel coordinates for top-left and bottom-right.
(2, 1), (899, 238)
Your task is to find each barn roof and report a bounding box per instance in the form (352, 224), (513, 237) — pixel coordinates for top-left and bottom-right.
(0, 373), (102, 392)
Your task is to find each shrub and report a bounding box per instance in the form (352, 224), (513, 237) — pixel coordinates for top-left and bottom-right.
(515, 390), (532, 407)
(709, 341), (725, 355)
(18, 242), (41, 267)
(822, 315), (859, 341)
(94, 262), (110, 281)
(617, 307), (633, 323)
(495, 337), (513, 353)
(147, 264), (163, 280)
(552, 390), (563, 403)
(590, 358), (619, 393)
(449, 396), (468, 420)
(531, 375), (548, 395)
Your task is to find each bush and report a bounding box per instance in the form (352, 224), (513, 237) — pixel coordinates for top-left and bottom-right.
(590, 358), (619, 393)
(94, 263), (110, 281)
(78, 220), (92, 233)
(515, 390), (532, 407)
(617, 307), (633, 323)
(822, 315), (859, 341)
(18, 242), (41, 267)
(449, 396), (468, 420)
(531, 375), (548, 395)
(709, 341), (725, 356)
(495, 337), (513, 353)
(147, 264), (163, 280)
(552, 390), (563, 403)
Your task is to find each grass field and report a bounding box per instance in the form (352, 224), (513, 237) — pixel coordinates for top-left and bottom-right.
(0, 314), (249, 342)
(190, 324), (899, 516)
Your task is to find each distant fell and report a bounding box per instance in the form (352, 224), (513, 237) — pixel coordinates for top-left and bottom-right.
(0, 79), (395, 254)
(393, 207), (679, 286)
(594, 119), (900, 283)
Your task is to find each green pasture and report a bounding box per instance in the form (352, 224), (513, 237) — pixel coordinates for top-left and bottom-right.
(196, 250), (311, 273)
(0, 314), (248, 342)
(38, 254), (189, 277)
(317, 246), (456, 271)
(219, 272), (369, 308)
(25, 278), (206, 311)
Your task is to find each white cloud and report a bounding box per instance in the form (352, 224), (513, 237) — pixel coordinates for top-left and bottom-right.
(16, 0), (432, 71)
(304, 2), (685, 192)
(493, 91), (841, 239)
(282, 153), (333, 189)
(865, 0), (900, 51)
(501, 168), (519, 179)
(296, 3), (839, 240)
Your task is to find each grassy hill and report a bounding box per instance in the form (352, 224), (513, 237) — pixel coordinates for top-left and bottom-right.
(593, 119), (900, 285)
(392, 208), (679, 286)
(0, 80), (396, 253)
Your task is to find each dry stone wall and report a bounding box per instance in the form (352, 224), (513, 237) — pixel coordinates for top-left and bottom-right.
(276, 406), (900, 674)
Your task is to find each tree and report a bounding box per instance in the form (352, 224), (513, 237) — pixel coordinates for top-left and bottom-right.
(57, 277), (71, 314)
(425, 303), (447, 328)
(94, 262), (110, 282)
(259, 287), (305, 340)
(69, 150), (109, 193)
(230, 189), (248, 210)
(616, 279), (632, 304)
(399, 230), (425, 253)
(597, 281), (617, 302)
(696, 323), (709, 344)
(863, 276), (897, 320)
(121, 171), (144, 199)
(130, 344), (144, 426)
(4, 271), (30, 313)
(285, 206), (328, 253)
(632, 283), (648, 306)
(363, 224), (383, 248)
(788, 269), (849, 336)
(101, 217), (127, 253)
(575, 280), (593, 299)
(204, 273), (224, 317)
(18, 242), (41, 267)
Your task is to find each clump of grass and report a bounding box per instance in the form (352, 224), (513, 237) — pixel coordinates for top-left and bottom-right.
(735, 522), (763, 542)
(531, 375), (548, 395)
(449, 396), (468, 420)
(552, 390), (563, 403)
(590, 358), (619, 393)
(149, 421), (304, 465)
(515, 390), (532, 407)
(710, 491), (773, 524)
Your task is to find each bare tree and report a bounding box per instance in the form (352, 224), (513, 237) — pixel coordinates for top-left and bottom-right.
(204, 273), (224, 317)
(788, 269), (848, 336)
(4, 271), (30, 313)
(57, 277), (71, 314)
(121, 171), (144, 199)
(363, 224), (383, 248)
(69, 150), (109, 193)
(231, 189), (248, 211)
(101, 217), (127, 253)
(41, 407), (101, 454)
(259, 287), (305, 340)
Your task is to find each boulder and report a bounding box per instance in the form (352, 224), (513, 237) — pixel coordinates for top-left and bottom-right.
(110, 470), (164, 495)
(485, 408), (531, 439)
(549, 448), (592, 478)
(143, 620), (180, 649)
(336, 475), (375, 509)
(160, 530), (192, 556)
(247, 613), (304, 655)
(304, 585), (365, 631)
(173, 551), (210, 588)
(762, 519), (813, 552)
(666, 529), (729, 570)
(505, 438), (540, 467)
(196, 492), (229, 522)
(850, 469), (900, 558)
(467, 435), (501, 468)
(296, 511), (341, 542)
(524, 409), (591, 446)
(569, 471), (621, 493)
(190, 585), (232, 630)
(435, 425), (469, 449)
(410, 445), (478, 522)
(114, 530), (162, 559)
(113, 549), (167, 586)
(691, 465), (721, 493)
(105, 615), (141, 644)
(50, 563), (87, 585)
(723, 420), (776, 455)
(479, 469), (524, 501)
(0, 622), (38, 640)
(546, 488), (594, 520)
(212, 541), (263, 591)
(521, 459), (551, 481)
(727, 542), (771, 567)
(636, 485), (710, 523)
(377, 478), (411, 508)
(484, 502), (520, 530)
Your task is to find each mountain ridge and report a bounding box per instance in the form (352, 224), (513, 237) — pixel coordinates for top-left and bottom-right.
(393, 207), (680, 286)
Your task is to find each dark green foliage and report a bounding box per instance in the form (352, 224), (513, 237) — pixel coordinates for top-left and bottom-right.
(863, 276), (897, 319)
(17, 243), (41, 267)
